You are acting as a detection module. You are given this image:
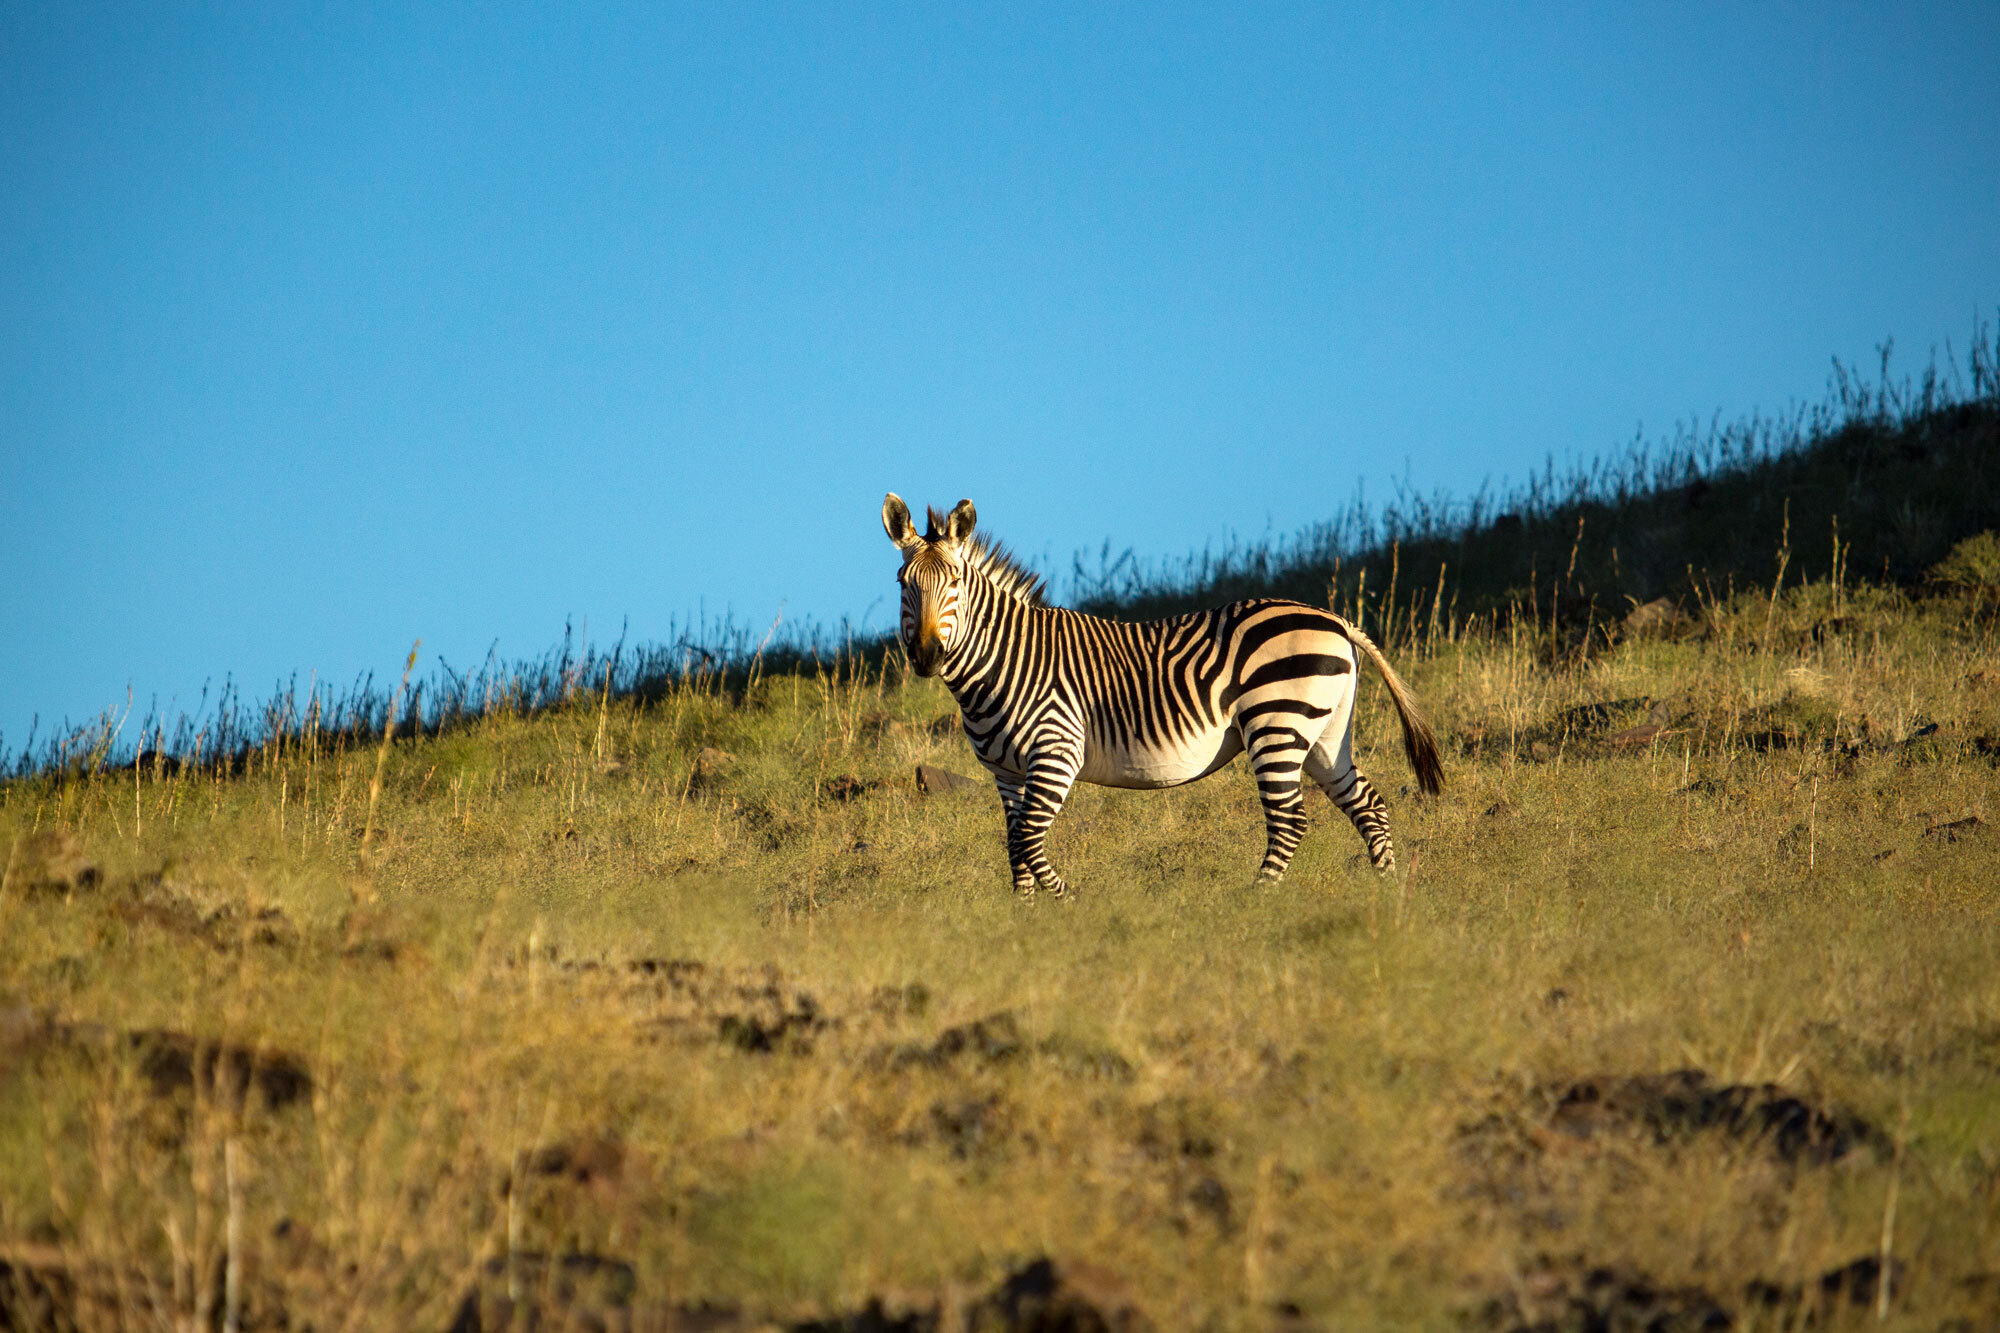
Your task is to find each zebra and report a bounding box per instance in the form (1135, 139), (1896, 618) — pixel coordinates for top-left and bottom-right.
(883, 493), (1444, 896)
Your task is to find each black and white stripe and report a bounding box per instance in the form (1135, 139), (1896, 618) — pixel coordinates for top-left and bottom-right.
(884, 494), (1444, 896)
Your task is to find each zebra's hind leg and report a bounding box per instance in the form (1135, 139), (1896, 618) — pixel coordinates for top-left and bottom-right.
(1005, 752), (1082, 899)
(1245, 726), (1313, 881)
(1305, 742), (1396, 872)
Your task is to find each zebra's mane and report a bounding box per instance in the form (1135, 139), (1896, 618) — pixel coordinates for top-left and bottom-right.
(926, 506), (1050, 608)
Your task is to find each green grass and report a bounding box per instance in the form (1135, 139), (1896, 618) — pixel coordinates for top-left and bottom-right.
(3, 577), (1997, 1330)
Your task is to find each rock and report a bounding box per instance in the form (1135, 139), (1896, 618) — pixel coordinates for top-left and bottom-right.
(915, 764), (980, 795)
(689, 747), (738, 791)
(1623, 597), (1693, 637)
(1924, 815), (1986, 844)
(1606, 723), (1667, 749)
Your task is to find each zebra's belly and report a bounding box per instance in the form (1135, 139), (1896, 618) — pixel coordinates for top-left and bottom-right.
(1079, 723), (1243, 790)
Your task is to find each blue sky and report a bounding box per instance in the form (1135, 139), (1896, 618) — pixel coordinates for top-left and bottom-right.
(4, 4), (1998, 753)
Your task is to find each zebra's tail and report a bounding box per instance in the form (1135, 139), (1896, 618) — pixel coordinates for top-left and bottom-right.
(1325, 611), (1445, 796)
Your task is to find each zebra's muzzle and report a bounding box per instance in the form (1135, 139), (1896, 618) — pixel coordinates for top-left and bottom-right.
(906, 637), (942, 676)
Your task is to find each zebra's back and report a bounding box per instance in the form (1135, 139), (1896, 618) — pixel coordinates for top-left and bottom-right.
(993, 599), (1359, 791)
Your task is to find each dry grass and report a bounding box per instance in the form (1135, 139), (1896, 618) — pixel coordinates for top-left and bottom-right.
(2, 580), (1997, 1331)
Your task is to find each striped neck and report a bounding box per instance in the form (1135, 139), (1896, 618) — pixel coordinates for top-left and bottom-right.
(933, 564), (1025, 694)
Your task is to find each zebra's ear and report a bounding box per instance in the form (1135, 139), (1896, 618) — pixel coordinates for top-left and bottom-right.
(945, 499), (977, 544)
(882, 493), (921, 549)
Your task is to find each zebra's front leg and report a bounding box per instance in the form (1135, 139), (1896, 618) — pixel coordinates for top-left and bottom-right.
(1007, 752), (1082, 899)
(990, 773), (1038, 894)
(1246, 726), (1313, 882)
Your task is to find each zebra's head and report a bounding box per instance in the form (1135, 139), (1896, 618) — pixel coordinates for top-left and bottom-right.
(882, 493), (976, 676)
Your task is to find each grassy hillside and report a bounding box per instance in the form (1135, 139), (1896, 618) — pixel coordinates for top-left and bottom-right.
(4, 567), (1998, 1329)
(4, 334), (1999, 1328)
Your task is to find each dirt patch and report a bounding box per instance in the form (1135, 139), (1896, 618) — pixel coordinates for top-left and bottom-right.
(446, 1252), (642, 1333)
(515, 1132), (647, 1205)
(1530, 699), (1679, 754)
(870, 1014), (1132, 1082)
(0, 1247), (82, 1332)
(1135, 1098), (1220, 1164)
(1453, 1068), (1885, 1228)
(5, 824), (101, 896)
(907, 1093), (1013, 1159)
(443, 1254), (1151, 1333)
(528, 954), (846, 1056)
(126, 1028), (313, 1110)
(717, 992), (827, 1054)
(1538, 1069), (1884, 1165)
(965, 1257), (1151, 1332)
(4, 830), (101, 897)
(0, 1005), (311, 1112)
(1476, 1260), (1732, 1332)
(879, 1012), (1025, 1071)
(1743, 1255), (1902, 1318)
(870, 983), (933, 1020)
(110, 879), (299, 951)
(1475, 1253), (1899, 1333)
(821, 774), (878, 803)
